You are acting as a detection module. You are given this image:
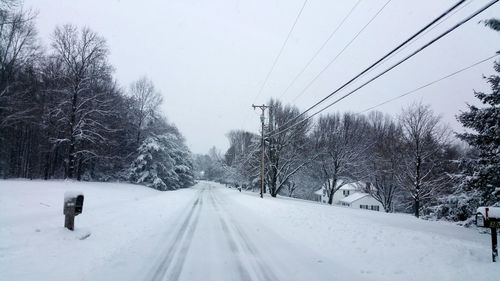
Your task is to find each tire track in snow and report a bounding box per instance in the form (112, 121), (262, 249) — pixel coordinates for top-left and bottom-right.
(165, 196), (202, 281)
(209, 191), (253, 281)
(148, 188), (204, 281)
(209, 189), (278, 281)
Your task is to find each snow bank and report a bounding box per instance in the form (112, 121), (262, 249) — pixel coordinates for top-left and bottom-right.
(0, 179), (196, 281)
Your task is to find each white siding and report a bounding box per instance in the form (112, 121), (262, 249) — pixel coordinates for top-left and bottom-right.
(350, 196), (383, 211)
(321, 188), (358, 204)
(332, 189), (349, 204)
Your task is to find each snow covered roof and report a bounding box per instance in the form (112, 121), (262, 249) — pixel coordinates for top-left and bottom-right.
(322, 179), (364, 190)
(339, 193), (370, 204)
(339, 182), (364, 190)
(314, 189), (323, 195)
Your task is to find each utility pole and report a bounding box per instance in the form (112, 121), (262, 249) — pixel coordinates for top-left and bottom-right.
(252, 104), (270, 198)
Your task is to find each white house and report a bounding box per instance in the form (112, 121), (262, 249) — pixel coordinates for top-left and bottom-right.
(315, 179), (364, 204)
(314, 179), (383, 212)
(339, 193), (382, 211)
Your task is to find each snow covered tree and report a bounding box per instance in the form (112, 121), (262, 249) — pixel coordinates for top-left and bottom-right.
(50, 24), (112, 179)
(0, 6), (193, 184)
(129, 133), (194, 191)
(265, 99), (312, 197)
(311, 112), (370, 205)
(398, 102), (449, 217)
(224, 130), (260, 188)
(456, 27), (500, 207)
(129, 77), (163, 145)
(363, 111), (404, 212)
(204, 146), (226, 182)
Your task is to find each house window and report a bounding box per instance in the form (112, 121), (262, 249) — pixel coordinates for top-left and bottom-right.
(370, 205), (380, 211)
(360, 205), (368, 209)
(343, 190), (349, 197)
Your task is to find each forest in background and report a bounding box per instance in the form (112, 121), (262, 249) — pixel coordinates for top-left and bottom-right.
(0, 1), (195, 190)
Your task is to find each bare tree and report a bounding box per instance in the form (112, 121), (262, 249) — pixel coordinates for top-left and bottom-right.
(50, 24), (113, 179)
(224, 130), (260, 187)
(312, 112), (370, 205)
(129, 77), (163, 145)
(265, 99), (312, 197)
(363, 111), (403, 212)
(0, 4), (38, 128)
(398, 102), (449, 217)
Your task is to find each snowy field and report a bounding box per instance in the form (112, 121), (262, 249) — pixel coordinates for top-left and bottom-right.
(1, 180), (499, 281)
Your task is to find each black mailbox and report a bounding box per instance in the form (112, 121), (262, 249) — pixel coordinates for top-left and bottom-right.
(63, 191), (84, 231)
(476, 207), (500, 262)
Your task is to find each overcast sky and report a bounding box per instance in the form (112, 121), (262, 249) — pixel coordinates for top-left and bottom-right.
(23, 0), (500, 154)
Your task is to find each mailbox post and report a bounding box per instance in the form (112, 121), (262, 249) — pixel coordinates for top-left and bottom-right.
(476, 207), (500, 262)
(63, 191), (84, 231)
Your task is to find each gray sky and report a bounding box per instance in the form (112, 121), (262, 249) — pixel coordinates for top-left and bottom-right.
(23, 0), (500, 154)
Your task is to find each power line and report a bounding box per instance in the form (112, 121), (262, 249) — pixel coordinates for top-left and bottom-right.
(252, 0), (309, 104)
(358, 0), (476, 82)
(276, 0), (363, 100)
(388, 0), (475, 61)
(359, 54), (499, 113)
(289, 0), (392, 103)
(267, 0), (497, 138)
(242, 0), (308, 131)
(267, 0), (467, 136)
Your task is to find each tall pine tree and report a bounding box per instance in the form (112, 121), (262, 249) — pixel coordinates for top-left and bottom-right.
(457, 18), (500, 207)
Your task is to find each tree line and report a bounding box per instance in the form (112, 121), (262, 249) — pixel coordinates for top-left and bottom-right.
(195, 19), (499, 221)
(0, 1), (194, 190)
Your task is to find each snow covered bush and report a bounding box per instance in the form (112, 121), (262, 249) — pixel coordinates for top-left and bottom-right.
(129, 133), (194, 191)
(430, 190), (481, 222)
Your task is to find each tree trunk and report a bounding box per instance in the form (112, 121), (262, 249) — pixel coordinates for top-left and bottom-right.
(327, 178), (336, 205)
(76, 157), (83, 181)
(415, 197), (420, 218)
(66, 89), (78, 179)
(415, 155), (421, 218)
(43, 153), (50, 180)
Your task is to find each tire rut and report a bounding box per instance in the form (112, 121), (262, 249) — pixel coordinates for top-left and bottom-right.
(148, 189), (204, 281)
(209, 190), (278, 281)
(209, 192), (253, 281)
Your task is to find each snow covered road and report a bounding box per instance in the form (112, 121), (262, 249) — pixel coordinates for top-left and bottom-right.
(145, 184), (333, 281)
(1, 180), (499, 281)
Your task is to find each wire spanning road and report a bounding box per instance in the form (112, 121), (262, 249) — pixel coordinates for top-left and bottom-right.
(145, 183), (332, 281)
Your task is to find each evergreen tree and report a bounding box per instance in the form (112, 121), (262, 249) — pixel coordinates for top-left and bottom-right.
(457, 19), (500, 207)
(129, 133), (194, 191)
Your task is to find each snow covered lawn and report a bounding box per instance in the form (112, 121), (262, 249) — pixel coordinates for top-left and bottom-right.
(1, 180), (499, 281)
(0, 179), (196, 281)
(229, 187), (500, 281)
